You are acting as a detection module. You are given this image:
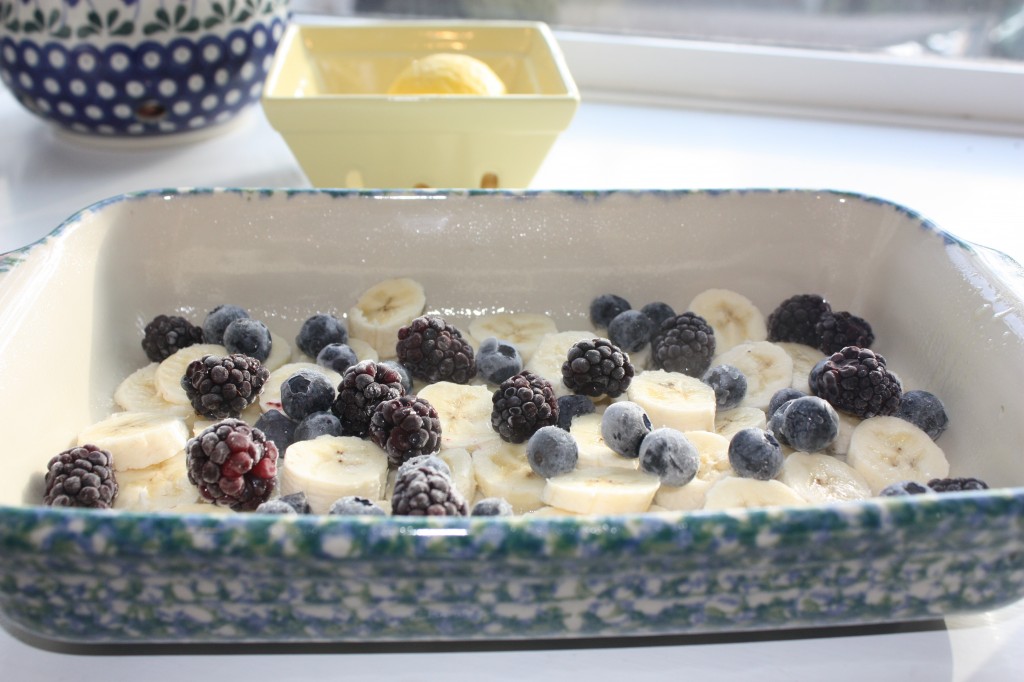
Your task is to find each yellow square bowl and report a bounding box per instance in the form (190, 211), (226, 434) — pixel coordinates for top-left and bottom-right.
(261, 21), (580, 189)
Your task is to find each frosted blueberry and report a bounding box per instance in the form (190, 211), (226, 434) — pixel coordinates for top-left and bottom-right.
(608, 309), (654, 352)
(768, 387), (807, 418)
(639, 428), (700, 486)
(253, 408), (296, 455)
(477, 337), (523, 385)
(317, 342), (359, 374)
(527, 425), (579, 478)
(281, 369), (337, 421)
(472, 497), (515, 516)
(329, 496), (387, 516)
(601, 401), (652, 459)
(895, 390), (949, 441)
(203, 304), (248, 344)
(556, 394), (596, 431)
(640, 301), (676, 330)
(779, 396), (839, 452)
(590, 294), (631, 328)
(879, 480), (934, 496)
(702, 364), (747, 410)
(728, 427), (783, 480)
(296, 313), (347, 358)
(223, 317), (272, 362)
(293, 411), (343, 442)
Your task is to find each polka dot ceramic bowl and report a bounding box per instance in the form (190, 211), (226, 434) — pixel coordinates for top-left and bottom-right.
(0, 0), (291, 141)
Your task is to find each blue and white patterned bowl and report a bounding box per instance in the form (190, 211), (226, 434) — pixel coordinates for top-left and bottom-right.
(1, 189), (1024, 644)
(0, 0), (290, 140)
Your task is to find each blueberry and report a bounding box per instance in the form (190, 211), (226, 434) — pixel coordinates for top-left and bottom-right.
(328, 496), (387, 516)
(223, 317), (272, 362)
(277, 491), (312, 513)
(203, 304), (249, 345)
(640, 301), (676, 330)
(608, 309), (654, 352)
(317, 343), (359, 374)
(639, 428), (700, 486)
(728, 427), (784, 480)
(556, 394), (596, 431)
(895, 390), (949, 441)
(767, 405), (789, 446)
(296, 313), (348, 358)
(381, 360), (413, 394)
(471, 497), (515, 516)
(590, 294), (631, 328)
(879, 480), (933, 496)
(254, 408), (297, 455)
(255, 499), (298, 515)
(808, 357), (829, 394)
(526, 425), (579, 478)
(702, 364), (748, 410)
(779, 396), (839, 452)
(600, 401), (652, 459)
(477, 337), (523, 384)
(768, 387), (807, 419)
(281, 369), (337, 421)
(293, 411), (343, 441)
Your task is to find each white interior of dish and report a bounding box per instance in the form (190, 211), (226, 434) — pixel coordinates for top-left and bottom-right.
(2, 189), (1023, 507)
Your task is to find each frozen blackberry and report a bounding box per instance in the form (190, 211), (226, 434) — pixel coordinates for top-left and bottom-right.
(381, 360), (413, 394)
(390, 463), (468, 516)
(296, 313), (348, 358)
(895, 390), (949, 441)
(927, 477), (989, 493)
(223, 318), (272, 363)
(369, 395), (442, 467)
(181, 353), (269, 419)
(702, 364), (747, 410)
(814, 346), (902, 419)
(293, 411), (343, 442)
(640, 301), (676, 330)
(476, 337), (523, 385)
(185, 419), (278, 511)
(556, 394), (596, 431)
(767, 294), (832, 347)
(43, 444), (118, 509)
(816, 311), (875, 355)
(253, 409), (297, 456)
(808, 357), (829, 394)
(141, 314), (204, 362)
(561, 337), (635, 398)
(651, 313), (716, 377)
(397, 316), (476, 384)
(316, 343), (359, 374)
(471, 497), (514, 516)
(590, 294), (631, 328)
(526, 425), (579, 478)
(331, 360), (406, 437)
(203, 304), (248, 345)
(491, 370), (559, 444)
(329, 496), (387, 516)
(281, 369), (336, 421)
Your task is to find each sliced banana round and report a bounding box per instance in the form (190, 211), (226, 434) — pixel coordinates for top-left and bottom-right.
(472, 440), (546, 514)
(259, 362), (343, 414)
(627, 369), (716, 433)
(775, 342), (826, 395)
(846, 416), (950, 494)
(715, 406), (767, 441)
(114, 454), (199, 511)
(347, 277), (427, 360)
(154, 343), (228, 406)
(468, 312), (558, 363)
(570, 411), (639, 470)
(542, 466), (660, 515)
(438, 447), (476, 502)
(77, 410), (190, 471)
(416, 381), (499, 452)
(523, 330), (595, 397)
(779, 451), (872, 504)
(114, 362), (192, 416)
(279, 435), (390, 514)
(713, 341), (793, 411)
(702, 477), (809, 510)
(654, 430), (733, 511)
(824, 411), (862, 460)
(686, 288), (767, 352)
(262, 331), (292, 372)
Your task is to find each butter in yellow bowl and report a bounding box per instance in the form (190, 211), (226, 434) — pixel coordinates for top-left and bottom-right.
(388, 53), (508, 96)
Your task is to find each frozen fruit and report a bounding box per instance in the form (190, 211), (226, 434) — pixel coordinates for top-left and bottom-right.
(476, 337), (523, 385)
(728, 427), (783, 481)
(777, 396), (839, 452)
(768, 387), (807, 419)
(927, 477), (988, 492)
(293, 411), (343, 442)
(328, 496), (387, 516)
(651, 312), (716, 377)
(381, 360), (413, 394)
(397, 453), (451, 479)
(43, 444), (118, 509)
(491, 370), (559, 444)
(601, 401), (652, 459)
(316, 343), (359, 375)
(296, 313), (348, 358)
(203, 304), (248, 345)
(895, 389), (949, 441)
(253, 408), (296, 455)
(815, 346), (902, 419)
(276, 491), (312, 513)
(390, 462), (468, 516)
(561, 337), (635, 398)
(142, 314), (204, 363)
(808, 357), (828, 394)
(331, 360), (405, 437)
(396, 315), (476, 384)
(281, 369), (337, 421)
(556, 394), (596, 431)
(471, 497), (514, 516)
(879, 480), (933, 496)
(590, 294), (631, 328)
(526, 425), (579, 478)
(816, 311), (875, 355)
(702, 364), (747, 410)
(767, 294), (831, 347)
(369, 395), (442, 467)
(640, 301), (676, 330)
(255, 499), (298, 514)
(181, 353), (269, 419)
(608, 309), (654, 352)
(185, 418), (278, 510)
(223, 318), (272, 363)
(639, 428), (700, 486)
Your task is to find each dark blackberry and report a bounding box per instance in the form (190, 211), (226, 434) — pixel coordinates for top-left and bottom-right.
(650, 313), (716, 377)
(369, 395), (442, 467)
(590, 294), (631, 328)
(814, 346), (902, 419)
(331, 360), (405, 437)
(491, 370), (559, 443)
(927, 477), (989, 493)
(181, 353), (269, 419)
(43, 444), (118, 509)
(396, 316), (476, 384)
(390, 463), (468, 516)
(816, 311), (875, 355)
(561, 337), (635, 398)
(767, 294), (831, 346)
(185, 419), (278, 510)
(141, 314), (204, 362)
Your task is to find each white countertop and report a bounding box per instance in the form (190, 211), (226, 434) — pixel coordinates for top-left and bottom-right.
(3, 80), (1024, 679)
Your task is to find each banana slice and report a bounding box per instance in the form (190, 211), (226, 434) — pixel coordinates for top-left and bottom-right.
(542, 466), (660, 515)
(77, 410), (190, 471)
(654, 430), (733, 511)
(824, 411), (862, 460)
(262, 331), (292, 372)
(779, 451), (872, 504)
(439, 447), (476, 502)
(523, 330), (595, 397)
(347, 278), (427, 360)
(279, 435), (390, 514)
(570, 411), (639, 470)
(775, 342), (827, 395)
(468, 313), (558, 364)
(627, 369), (716, 432)
(259, 362), (343, 414)
(715, 406), (767, 441)
(686, 288), (768, 352)
(114, 362), (192, 416)
(154, 343), (228, 406)
(472, 440), (546, 514)
(703, 476), (809, 510)
(416, 381), (499, 452)
(713, 341), (793, 411)
(846, 416), (950, 494)
(114, 453), (199, 511)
